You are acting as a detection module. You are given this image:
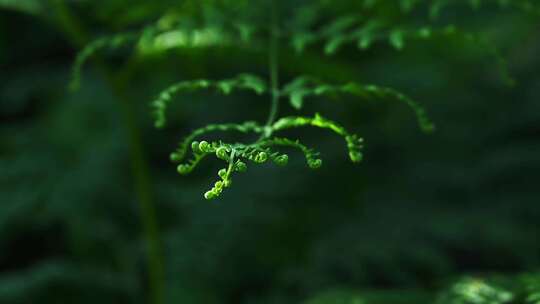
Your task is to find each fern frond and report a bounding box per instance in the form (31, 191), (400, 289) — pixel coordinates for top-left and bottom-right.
(137, 26), (235, 55)
(174, 138), (291, 200)
(71, 16), (260, 91)
(291, 16), (513, 85)
(152, 74), (267, 128)
(70, 32), (139, 90)
(260, 137), (322, 169)
(272, 113), (364, 163)
(282, 77), (435, 133)
(170, 121), (264, 163)
(174, 140), (235, 200)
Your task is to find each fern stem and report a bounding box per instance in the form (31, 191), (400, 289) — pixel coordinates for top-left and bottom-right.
(51, 2), (164, 304)
(264, 1), (280, 130)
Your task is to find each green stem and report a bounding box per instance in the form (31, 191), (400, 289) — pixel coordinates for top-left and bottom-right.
(51, 2), (164, 304)
(261, 2), (280, 140)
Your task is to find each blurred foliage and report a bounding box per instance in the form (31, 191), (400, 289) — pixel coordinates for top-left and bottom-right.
(1, 0), (540, 304)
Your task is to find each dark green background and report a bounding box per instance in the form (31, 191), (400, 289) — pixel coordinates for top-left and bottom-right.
(1, 1), (539, 303)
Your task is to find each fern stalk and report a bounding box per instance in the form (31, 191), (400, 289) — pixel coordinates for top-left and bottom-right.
(264, 2), (280, 129)
(52, 2), (164, 304)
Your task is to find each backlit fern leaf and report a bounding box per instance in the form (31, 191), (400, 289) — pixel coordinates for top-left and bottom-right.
(71, 15), (257, 91)
(137, 25), (236, 55)
(260, 137), (322, 169)
(272, 113), (364, 163)
(282, 77), (435, 133)
(152, 74), (267, 128)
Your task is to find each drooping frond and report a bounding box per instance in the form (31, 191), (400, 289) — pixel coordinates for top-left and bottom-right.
(289, 8), (516, 85)
(291, 17), (514, 84)
(281, 77), (435, 133)
(152, 74), (267, 128)
(169, 115), (361, 200)
(272, 113), (364, 163)
(170, 113), (364, 199)
(70, 32), (138, 90)
(71, 12), (260, 91)
(260, 137), (322, 169)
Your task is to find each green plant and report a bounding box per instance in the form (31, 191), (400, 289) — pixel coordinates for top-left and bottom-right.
(70, 0), (539, 200)
(2, 1), (540, 304)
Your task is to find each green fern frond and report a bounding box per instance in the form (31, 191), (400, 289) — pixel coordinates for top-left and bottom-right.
(172, 113), (362, 199)
(260, 137), (322, 169)
(282, 77), (435, 133)
(174, 140), (235, 200)
(292, 17), (513, 84)
(174, 139), (288, 200)
(290, 13), (514, 85)
(272, 113), (364, 163)
(137, 26), (235, 54)
(70, 32), (138, 90)
(71, 14), (259, 91)
(152, 74), (267, 128)
(170, 121), (264, 163)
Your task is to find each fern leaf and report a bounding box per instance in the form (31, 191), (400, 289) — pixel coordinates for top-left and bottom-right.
(260, 137), (322, 169)
(282, 77), (435, 133)
(272, 113), (364, 163)
(152, 74), (267, 128)
(290, 15), (514, 84)
(70, 32), (138, 90)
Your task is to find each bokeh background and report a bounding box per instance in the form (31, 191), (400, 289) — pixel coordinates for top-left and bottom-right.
(1, 1), (539, 303)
